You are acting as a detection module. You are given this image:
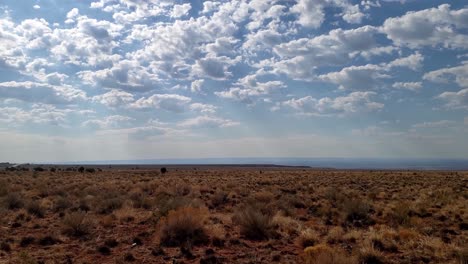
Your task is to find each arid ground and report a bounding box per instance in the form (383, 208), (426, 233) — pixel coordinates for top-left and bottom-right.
(0, 167), (467, 263)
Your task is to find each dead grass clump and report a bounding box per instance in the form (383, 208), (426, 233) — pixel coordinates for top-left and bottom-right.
(343, 198), (373, 227)
(97, 197), (124, 214)
(4, 192), (24, 210)
(129, 192), (153, 209)
(233, 203), (276, 240)
(62, 211), (94, 237)
(304, 244), (354, 264)
(53, 197), (72, 212)
(389, 202), (411, 226)
(357, 243), (385, 264)
(158, 206), (209, 247)
(211, 190), (228, 208)
(298, 228), (320, 248)
(0, 179), (9, 197)
(326, 226), (345, 244)
(273, 212), (302, 238)
(155, 192), (191, 218)
(26, 200), (46, 218)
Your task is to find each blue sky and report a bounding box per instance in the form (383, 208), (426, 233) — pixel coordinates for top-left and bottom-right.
(0, 0), (467, 162)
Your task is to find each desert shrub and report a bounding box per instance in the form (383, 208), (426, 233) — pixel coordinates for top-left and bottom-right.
(129, 192), (153, 209)
(97, 197), (124, 214)
(158, 207), (209, 247)
(0, 179), (9, 197)
(154, 192), (191, 218)
(211, 190), (228, 208)
(54, 197), (72, 212)
(456, 247), (468, 264)
(326, 226), (345, 244)
(26, 200), (46, 218)
(160, 167), (167, 174)
(389, 202), (411, 226)
(4, 192), (24, 210)
(298, 229), (320, 248)
(62, 211), (94, 237)
(233, 202), (276, 240)
(78, 167), (85, 173)
(272, 212), (302, 238)
(49, 167), (56, 172)
(85, 168), (95, 173)
(325, 187), (345, 206)
(304, 244), (355, 264)
(343, 198), (373, 227)
(358, 243), (385, 264)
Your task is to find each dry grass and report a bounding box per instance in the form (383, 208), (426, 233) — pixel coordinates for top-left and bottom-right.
(158, 206), (209, 247)
(0, 168), (466, 263)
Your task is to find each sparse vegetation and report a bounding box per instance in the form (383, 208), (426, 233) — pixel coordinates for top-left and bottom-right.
(233, 202), (276, 240)
(158, 206), (209, 247)
(62, 211), (94, 237)
(0, 168), (465, 263)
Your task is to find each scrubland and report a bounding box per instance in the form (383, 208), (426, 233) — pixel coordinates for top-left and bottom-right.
(0, 167), (467, 263)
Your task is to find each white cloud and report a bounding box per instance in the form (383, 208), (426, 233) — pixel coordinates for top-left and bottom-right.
(178, 115), (239, 128)
(392, 82), (422, 91)
(189, 103), (217, 114)
(423, 63), (468, 87)
(92, 89), (135, 108)
(382, 4), (468, 49)
(83, 115), (134, 129)
(33, 5), (40, 10)
(171, 3), (191, 18)
(412, 120), (456, 128)
(319, 53), (423, 90)
(129, 94), (192, 113)
(0, 81), (86, 104)
(190, 79), (204, 93)
(215, 74), (285, 102)
(437, 88), (468, 110)
(0, 104), (75, 126)
(291, 0), (365, 28)
(282, 91), (383, 116)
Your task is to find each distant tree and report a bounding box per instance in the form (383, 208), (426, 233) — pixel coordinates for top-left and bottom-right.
(85, 168), (96, 173)
(33, 167), (45, 172)
(78, 167), (85, 173)
(160, 167), (167, 174)
(50, 167), (56, 172)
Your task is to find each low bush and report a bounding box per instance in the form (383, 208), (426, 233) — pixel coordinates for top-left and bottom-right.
(158, 206), (209, 247)
(62, 211), (94, 237)
(233, 202), (276, 240)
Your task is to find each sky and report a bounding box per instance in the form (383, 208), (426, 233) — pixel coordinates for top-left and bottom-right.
(0, 0), (467, 163)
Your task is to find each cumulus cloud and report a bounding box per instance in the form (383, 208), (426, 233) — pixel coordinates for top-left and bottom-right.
(437, 88), (468, 110)
(190, 79), (204, 93)
(178, 115), (239, 128)
(0, 81), (86, 105)
(423, 63), (468, 87)
(319, 53), (423, 90)
(282, 91), (384, 116)
(171, 3), (191, 18)
(129, 94), (192, 113)
(189, 103), (217, 114)
(83, 115), (134, 129)
(92, 89), (135, 108)
(215, 74), (285, 102)
(412, 120), (456, 128)
(392, 82), (422, 91)
(291, 0), (365, 28)
(382, 4), (468, 49)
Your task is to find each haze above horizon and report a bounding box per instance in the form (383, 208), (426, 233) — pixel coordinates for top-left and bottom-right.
(1, 0), (467, 163)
